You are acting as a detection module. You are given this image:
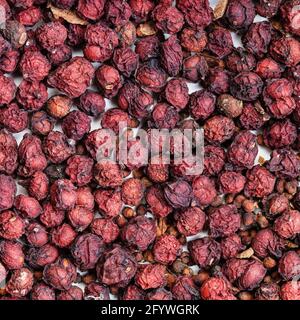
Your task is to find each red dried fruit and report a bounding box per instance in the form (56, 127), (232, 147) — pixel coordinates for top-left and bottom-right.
(91, 218), (119, 244)
(68, 206), (93, 231)
(0, 130), (18, 175)
(224, 0), (255, 30)
(48, 57), (94, 98)
(256, 0), (281, 17)
(77, 0), (105, 20)
(15, 195), (42, 219)
(219, 171), (246, 194)
(208, 27), (233, 58)
(135, 35), (159, 62)
(43, 258), (77, 291)
(97, 245), (137, 287)
(161, 35), (183, 77)
(280, 0), (300, 36)
(280, 281), (300, 300)
(146, 185), (172, 218)
(274, 210), (300, 239)
(51, 223), (77, 248)
(189, 237), (221, 268)
(57, 286), (83, 301)
(78, 90), (105, 117)
(27, 244), (59, 268)
(135, 264), (166, 290)
(270, 37), (300, 67)
(0, 240), (24, 270)
(31, 282), (55, 300)
(36, 21), (67, 51)
(123, 285), (145, 300)
(172, 276), (199, 300)
(203, 145), (226, 176)
(0, 174), (16, 212)
(94, 161), (123, 188)
(105, 0), (132, 27)
(256, 283), (280, 300)
(226, 48), (256, 74)
(26, 223), (48, 247)
(0, 73), (16, 106)
(6, 268), (33, 297)
(84, 282), (109, 300)
(96, 65), (122, 98)
(221, 234), (244, 260)
(71, 233), (105, 270)
(153, 234), (182, 265)
(121, 216), (156, 251)
(47, 44), (72, 66)
(129, 0), (154, 22)
(164, 180), (192, 209)
(192, 175), (217, 206)
(180, 28), (207, 53)
(28, 171), (49, 201)
(0, 211), (25, 240)
(40, 203), (65, 229)
(278, 251), (300, 280)
(189, 90), (216, 120)
(204, 115), (236, 144)
(113, 47), (138, 77)
(244, 165), (276, 198)
(175, 207), (206, 237)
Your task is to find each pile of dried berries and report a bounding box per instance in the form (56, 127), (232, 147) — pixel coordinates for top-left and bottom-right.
(0, 0), (299, 301)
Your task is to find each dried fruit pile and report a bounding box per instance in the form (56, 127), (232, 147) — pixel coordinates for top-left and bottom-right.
(0, 0), (299, 301)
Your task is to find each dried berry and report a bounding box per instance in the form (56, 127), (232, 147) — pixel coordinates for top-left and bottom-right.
(153, 235), (182, 265)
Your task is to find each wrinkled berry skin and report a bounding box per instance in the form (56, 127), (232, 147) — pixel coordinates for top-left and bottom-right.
(256, 283), (280, 301)
(182, 55), (208, 82)
(66, 155), (94, 186)
(31, 111), (55, 136)
(26, 223), (48, 247)
(175, 207), (206, 237)
(57, 286), (83, 301)
(228, 131), (258, 169)
(203, 145), (226, 176)
(147, 288), (172, 300)
(224, 0), (255, 30)
(50, 179), (77, 211)
(0, 130), (18, 175)
(84, 282), (110, 300)
(43, 131), (75, 164)
(94, 161), (123, 188)
(278, 251), (300, 280)
(188, 237), (221, 268)
(48, 57), (94, 98)
(256, 0), (281, 17)
(91, 218), (119, 244)
(28, 171), (49, 201)
(200, 277), (236, 300)
(172, 276), (199, 300)
(43, 258), (77, 291)
(68, 206), (93, 232)
(226, 48), (256, 74)
(280, 281), (300, 300)
(97, 245), (137, 288)
(71, 233), (105, 270)
(146, 185), (172, 218)
(252, 229), (285, 258)
(223, 258), (266, 290)
(121, 178), (144, 206)
(40, 203), (65, 229)
(123, 285), (145, 300)
(77, 0), (105, 20)
(189, 90), (216, 121)
(0, 211), (25, 240)
(27, 244), (59, 268)
(31, 282), (55, 300)
(153, 235), (182, 265)
(96, 65), (122, 98)
(0, 103), (28, 134)
(51, 223), (77, 248)
(0, 240), (24, 270)
(270, 37), (300, 67)
(135, 264), (166, 290)
(221, 235), (244, 260)
(244, 166), (276, 198)
(204, 115), (236, 144)
(0, 175), (16, 212)
(62, 111), (91, 141)
(78, 90), (105, 117)
(209, 205), (241, 238)
(280, 0), (300, 36)
(163, 78), (189, 111)
(274, 210), (300, 239)
(15, 195), (42, 219)
(6, 268), (33, 298)
(161, 35), (183, 77)
(36, 21), (67, 51)
(192, 176), (217, 206)
(164, 180), (192, 209)
(208, 27), (233, 58)
(230, 72), (263, 101)
(219, 171), (246, 194)
(0, 73), (16, 106)
(121, 216), (156, 251)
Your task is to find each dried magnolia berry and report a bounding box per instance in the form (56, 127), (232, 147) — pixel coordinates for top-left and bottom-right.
(28, 171), (49, 201)
(19, 50), (50, 82)
(226, 48), (256, 74)
(51, 223), (77, 248)
(0, 73), (16, 106)
(224, 0), (255, 30)
(164, 180), (192, 209)
(0, 175), (16, 212)
(50, 179), (77, 211)
(263, 120), (297, 149)
(48, 57), (94, 98)
(270, 37), (300, 67)
(180, 28), (207, 53)
(26, 223), (48, 247)
(146, 288), (172, 300)
(47, 44), (72, 66)
(192, 175), (217, 206)
(123, 284), (145, 300)
(274, 210), (300, 239)
(223, 258), (266, 290)
(97, 245), (137, 287)
(252, 228), (284, 258)
(78, 90), (105, 117)
(280, 0), (300, 36)
(121, 216), (156, 251)
(256, 283), (280, 300)
(207, 67), (230, 95)
(189, 237), (221, 268)
(244, 165), (276, 198)
(219, 171), (246, 194)
(163, 78), (189, 111)
(172, 276), (199, 300)
(136, 60), (168, 92)
(43, 258), (77, 291)
(18, 134), (47, 177)
(278, 251), (300, 280)
(221, 234), (244, 260)
(40, 203), (65, 229)
(0, 240), (24, 270)
(91, 218), (119, 244)
(77, 0), (105, 20)
(146, 185), (172, 218)
(15, 195), (42, 219)
(71, 233), (105, 270)
(153, 235), (182, 265)
(17, 80), (48, 111)
(135, 36), (159, 62)
(0, 103), (28, 134)
(135, 264), (166, 290)
(43, 131), (75, 164)
(36, 21), (67, 51)
(203, 145), (226, 176)
(217, 94), (243, 118)
(62, 111), (91, 141)
(230, 72), (263, 101)
(76, 187), (94, 210)
(208, 27), (233, 58)
(65, 155), (93, 186)
(189, 90), (216, 120)
(177, 0), (213, 30)
(57, 286), (83, 301)
(6, 268), (33, 297)
(161, 35), (183, 77)
(47, 95), (72, 119)
(152, 4), (184, 34)
(94, 161), (123, 188)
(27, 244), (59, 268)
(67, 206), (93, 231)
(151, 103), (179, 129)
(200, 277), (236, 300)
(256, 0), (281, 17)
(256, 57), (283, 79)
(280, 281), (300, 300)
(204, 115), (236, 144)
(0, 211), (25, 240)
(209, 204), (241, 238)
(175, 207), (206, 236)
(183, 55), (208, 82)
(84, 282), (109, 300)
(228, 131), (258, 169)
(94, 189), (122, 218)
(31, 111), (55, 136)
(0, 130), (18, 175)
(84, 23), (118, 63)
(113, 47), (138, 78)
(31, 282), (55, 300)
(96, 65), (122, 98)
(105, 0), (132, 26)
